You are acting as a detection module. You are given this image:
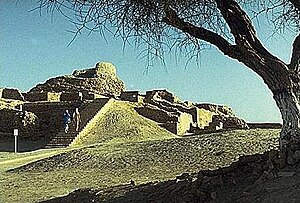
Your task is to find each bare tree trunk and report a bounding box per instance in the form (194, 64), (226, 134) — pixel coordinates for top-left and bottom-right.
(273, 89), (300, 165)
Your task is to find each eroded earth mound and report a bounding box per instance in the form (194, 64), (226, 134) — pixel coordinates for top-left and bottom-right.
(29, 62), (125, 96)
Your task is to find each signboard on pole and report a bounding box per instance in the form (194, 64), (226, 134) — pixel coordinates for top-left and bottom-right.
(14, 129), (18, 136)
(14, 129), (18, 153)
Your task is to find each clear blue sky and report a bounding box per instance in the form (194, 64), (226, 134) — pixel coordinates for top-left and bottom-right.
(0, 1), (296, 123)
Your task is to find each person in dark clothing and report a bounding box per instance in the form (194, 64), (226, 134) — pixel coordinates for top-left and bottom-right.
(63, 110), (71, 133)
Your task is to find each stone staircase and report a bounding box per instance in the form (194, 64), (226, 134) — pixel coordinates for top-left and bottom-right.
(45, 98), (110, 148)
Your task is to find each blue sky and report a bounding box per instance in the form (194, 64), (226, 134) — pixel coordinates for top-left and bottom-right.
(1, 1), (297, 123)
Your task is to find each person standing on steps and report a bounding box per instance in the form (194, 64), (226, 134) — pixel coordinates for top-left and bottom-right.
(63, 109), (71, 133)
(73, 108), (81, 132)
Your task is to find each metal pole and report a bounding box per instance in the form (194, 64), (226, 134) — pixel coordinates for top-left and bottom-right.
(14, 129), (18, 153)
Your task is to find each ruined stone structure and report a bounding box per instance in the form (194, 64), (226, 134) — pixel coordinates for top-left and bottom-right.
(0, 108), (38, 139)
(60, 92), (83, 102)
(145, 89), (180, 103)
(0, 88), (24, 101)
(196, 103), (235, 117)
(0, 62), (253, 148)
(29, 62), (125, 96)
(24, 91), (103, 103)
(132, 89), (249, 135)
(25, 92), (61, 102)
(120, 91), (143, 103)
(135, 103), (193, 135)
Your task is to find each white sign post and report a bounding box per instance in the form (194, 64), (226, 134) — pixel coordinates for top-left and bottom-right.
(14, 129), (18, 153)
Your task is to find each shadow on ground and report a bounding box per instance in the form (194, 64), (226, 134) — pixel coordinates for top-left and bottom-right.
(0, 138), (48, 152)
(40, 150), (300, 203)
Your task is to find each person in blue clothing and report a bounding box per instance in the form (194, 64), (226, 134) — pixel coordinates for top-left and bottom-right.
(63, 110), (72, 133)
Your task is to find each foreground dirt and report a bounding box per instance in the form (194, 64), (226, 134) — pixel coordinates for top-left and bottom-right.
(41, 150), (300, 203)
(2, 129), (280, 203)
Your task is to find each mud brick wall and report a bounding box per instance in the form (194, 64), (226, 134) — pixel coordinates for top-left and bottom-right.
(159, 122), (178, 134)
(24, 101), (82, 138)
(1, 88), (24, 101)
(248, 123), (282, 129)
(60, 92), (83, 101)
(135, 105), (179, 124)
(0, 108), (16, 133)
(0, 108), (38, 138)
(197, 108), (214, 129)
(120, 91), (140, 102)
(145, 90), (180, 103)
(146, 99), (212, 129)
(196, 103), (234, 117)
(25, 92), (61, 102)
(177, 112), (193, 135)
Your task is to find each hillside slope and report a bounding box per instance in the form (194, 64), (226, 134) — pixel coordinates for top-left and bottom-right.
(71, 100), (177, 146)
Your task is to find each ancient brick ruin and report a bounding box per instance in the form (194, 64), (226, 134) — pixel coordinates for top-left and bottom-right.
(125, 89), (249, 135)
(0, 88), (24, 101)
(0, 62), (253, 149)
(120, 91), (143, 103)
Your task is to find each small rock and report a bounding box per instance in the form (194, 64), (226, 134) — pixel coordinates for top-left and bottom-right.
(277, 171), (296, 177)
(130, 180), (135, 186)
(176, 172), (190, 181)
(211, 191), (217, 199)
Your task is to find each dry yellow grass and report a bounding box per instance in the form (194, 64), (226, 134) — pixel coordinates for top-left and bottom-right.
(72, 100), (177, 146)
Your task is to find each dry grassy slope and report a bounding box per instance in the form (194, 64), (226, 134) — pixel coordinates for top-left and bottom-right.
(72, 100), (177, 146)
(2, 129), (280, 203)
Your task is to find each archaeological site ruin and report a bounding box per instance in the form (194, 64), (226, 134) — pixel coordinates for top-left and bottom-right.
(0, 61), (267, 150)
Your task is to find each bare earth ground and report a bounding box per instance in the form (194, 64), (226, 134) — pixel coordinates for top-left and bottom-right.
(0, 129), (281, 203)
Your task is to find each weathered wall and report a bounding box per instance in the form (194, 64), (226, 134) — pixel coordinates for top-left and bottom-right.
(135, 103), (193, 135)
(177, 112), (193, 135)
(25, 92), (61, 102)
(134, 105), (179, 124)
(145, 99), (212, 129)
(60, 92), (83, 101)
(0, 108), (38, 138)
(159, 123), (178, 134)
(120, 91), (140, 102)
(23, 101), (82, 138)
(145, 90), (180, 103)
(0, 88), (24, 101)
(197, 108), (215, 129)
(196, 103), (235, 117)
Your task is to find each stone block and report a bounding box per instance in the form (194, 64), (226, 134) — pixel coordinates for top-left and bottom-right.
(25, 92), (61, 102)
(177, 112), (193, 135)
(60, 92), (83, 101)
(120, 91), (142, 102)
(145, 89), (180, 103)
(1, 88), (24, 101)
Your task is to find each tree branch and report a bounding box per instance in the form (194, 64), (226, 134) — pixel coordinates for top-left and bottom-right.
(214, 0), (268, 54)
(289, 0), (300, 10)
(289, 33), (300, 72)
(162, 5), (292, 91)
(162, 6), (240, 60)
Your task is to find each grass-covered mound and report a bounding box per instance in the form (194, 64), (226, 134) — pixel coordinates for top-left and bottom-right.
(72, 100), (177, 146)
